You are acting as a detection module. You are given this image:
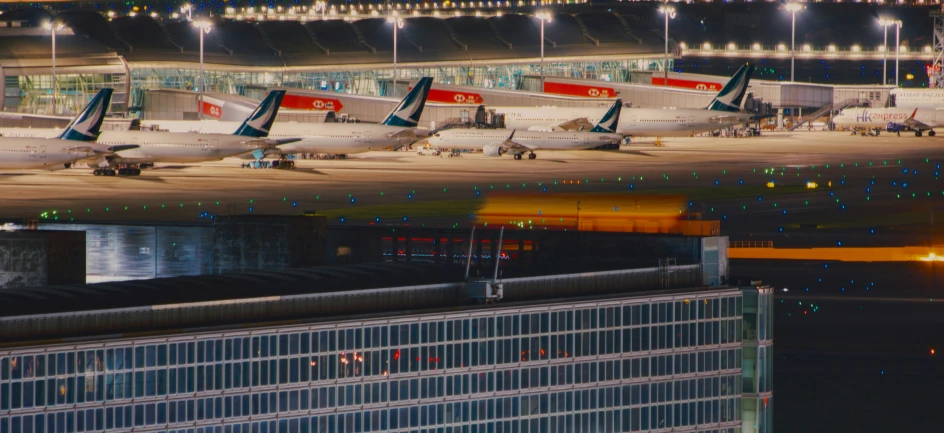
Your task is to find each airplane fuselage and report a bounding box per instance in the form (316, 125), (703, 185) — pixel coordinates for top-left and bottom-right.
(833, 107), (942, 130)
(427, 129), (622, 151)
(0, 138), (104, 169)
(495, 106), (751, 137)
(96, 131), (266, 163)
(142, 120), (417, 154)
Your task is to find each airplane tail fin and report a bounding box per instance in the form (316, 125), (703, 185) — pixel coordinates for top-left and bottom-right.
(57, 88), (113, 141)
(589, 98), (622, 133)
(233, 90), (287, 138)
(381, 77), (433, 127)
(704, 64), (755, 112)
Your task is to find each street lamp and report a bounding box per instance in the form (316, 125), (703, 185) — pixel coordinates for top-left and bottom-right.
(192, 20), (212, 119)
(535, 11), (552, 89)
(387, 14), (405, 97)
(43, 21), (65, 115)
(658, 6), (675, 87)
(879, 18), (902, 85)
(785, 3), (803, 82)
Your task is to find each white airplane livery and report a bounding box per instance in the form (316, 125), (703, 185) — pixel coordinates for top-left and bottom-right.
(0, 89), (136, 170)
(90, 90), (293, 175)
(139, 77), (435, 156)
(494, 64), (756, 138)
(427, 99), (624, 159)
(889, 88), (944, 109)
(832, 107), (942, 136)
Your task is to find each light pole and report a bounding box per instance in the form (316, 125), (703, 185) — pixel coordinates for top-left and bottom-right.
(315, 1), (327, 20)
(387, 14), (404, 97)
(193, 20), (212, 120)
(44, 21), (64, 115)
(785, 3), (803, 82)
(535, 11), (552, 90)
(895, 20), (902, 86)
(658, 6), (675, 86)
(879, 18), (902, 85)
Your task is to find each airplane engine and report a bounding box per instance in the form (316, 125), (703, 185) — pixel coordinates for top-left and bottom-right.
(482, 144), (504, 157)
(886, 122), (907, 133)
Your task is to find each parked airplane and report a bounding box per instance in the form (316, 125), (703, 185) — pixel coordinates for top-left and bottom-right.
(91, 90), (293, 175)
(0, 89), (136, 171)
(427, 99), (623, 159)
(889, 88), (944, 109)
(141, 77), (435, 156)
(832, 107), (940, 136)
(492, 64), (756, 138)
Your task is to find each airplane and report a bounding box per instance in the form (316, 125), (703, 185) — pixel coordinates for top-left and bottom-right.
(90, 90), (293, 175)
(0, 89), (137, 171)
(889, 88), (944, 109)
(490, 64), (756, 139)
(426, 99), (624, 159)
(832, 107), (941, 136)
(137, 77), (435, 156)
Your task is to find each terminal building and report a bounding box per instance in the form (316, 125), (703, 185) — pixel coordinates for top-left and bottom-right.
(0, 221), (773, 433)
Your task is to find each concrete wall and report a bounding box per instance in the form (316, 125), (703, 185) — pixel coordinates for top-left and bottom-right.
(0, 230), (85, 289)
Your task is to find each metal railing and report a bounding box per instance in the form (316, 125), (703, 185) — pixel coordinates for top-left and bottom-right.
(728, 240), (773, 249)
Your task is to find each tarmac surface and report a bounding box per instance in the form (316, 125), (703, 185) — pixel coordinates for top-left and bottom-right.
(2, 130), (943, 246)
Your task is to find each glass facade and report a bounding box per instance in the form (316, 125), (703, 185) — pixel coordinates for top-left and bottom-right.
(129, 56), (668, 101)
(0, 290), (751, 433)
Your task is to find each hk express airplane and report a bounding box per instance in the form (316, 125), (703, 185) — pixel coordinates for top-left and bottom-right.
(491, 64), (756, 138)
(139, 77), (435, 156)
(426, 99), (623, 159)
(832, 107), (941, 136)
(0, 89), (139, 170)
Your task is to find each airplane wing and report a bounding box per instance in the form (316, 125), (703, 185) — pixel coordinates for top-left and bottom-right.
(63, 144), (140, 154)
(709, 114), (749, 124)
(901, 109), (930, 130)
(499, 130), (536, 150)
(241, 138), (302, 147)
(554, 118), (594, 131)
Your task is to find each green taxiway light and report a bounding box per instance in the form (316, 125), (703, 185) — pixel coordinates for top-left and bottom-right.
(105, 208), (109, 212)
(143, 205), (147, 209)
(87, 209), (91, 212)
(216, 201), (220, 205)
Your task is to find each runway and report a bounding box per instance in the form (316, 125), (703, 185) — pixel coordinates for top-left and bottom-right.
(4, 130), (943, 246)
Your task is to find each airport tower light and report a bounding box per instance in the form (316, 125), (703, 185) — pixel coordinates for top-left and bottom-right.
(784, 3), (803, 82)
(387, 13), (405, 97)
(193, 19), (212, 120)
(535, 11), (553, 89)
(315, 1), (327, 20)
(43, 21), (65, 115)
(658, 5), (676, 87)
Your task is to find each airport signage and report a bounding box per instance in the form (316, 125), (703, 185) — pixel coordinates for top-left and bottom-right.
(543, 82), (617, 98)
(199, 101), (223, 119)
(280, 94), (344, 112)
(423, 89), (484, 104)
(651, 77), (721, 91)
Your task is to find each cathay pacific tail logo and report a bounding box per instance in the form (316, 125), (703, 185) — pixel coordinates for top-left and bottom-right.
(705, 64), (754, 112)
(382, 77), (433, 127)
(58, 88), (113, 142)
(234, 90), (286, 138)
(590, 99), (622, 133)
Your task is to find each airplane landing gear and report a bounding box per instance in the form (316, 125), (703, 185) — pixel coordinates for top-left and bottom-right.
(916, 130), (924, 137)
(930, 130), (937, 137)
(93, 169), (117, 176)
(513, 153), (522, 160)
(117, 168), (142, 176)
(528, 152), (536, 160)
